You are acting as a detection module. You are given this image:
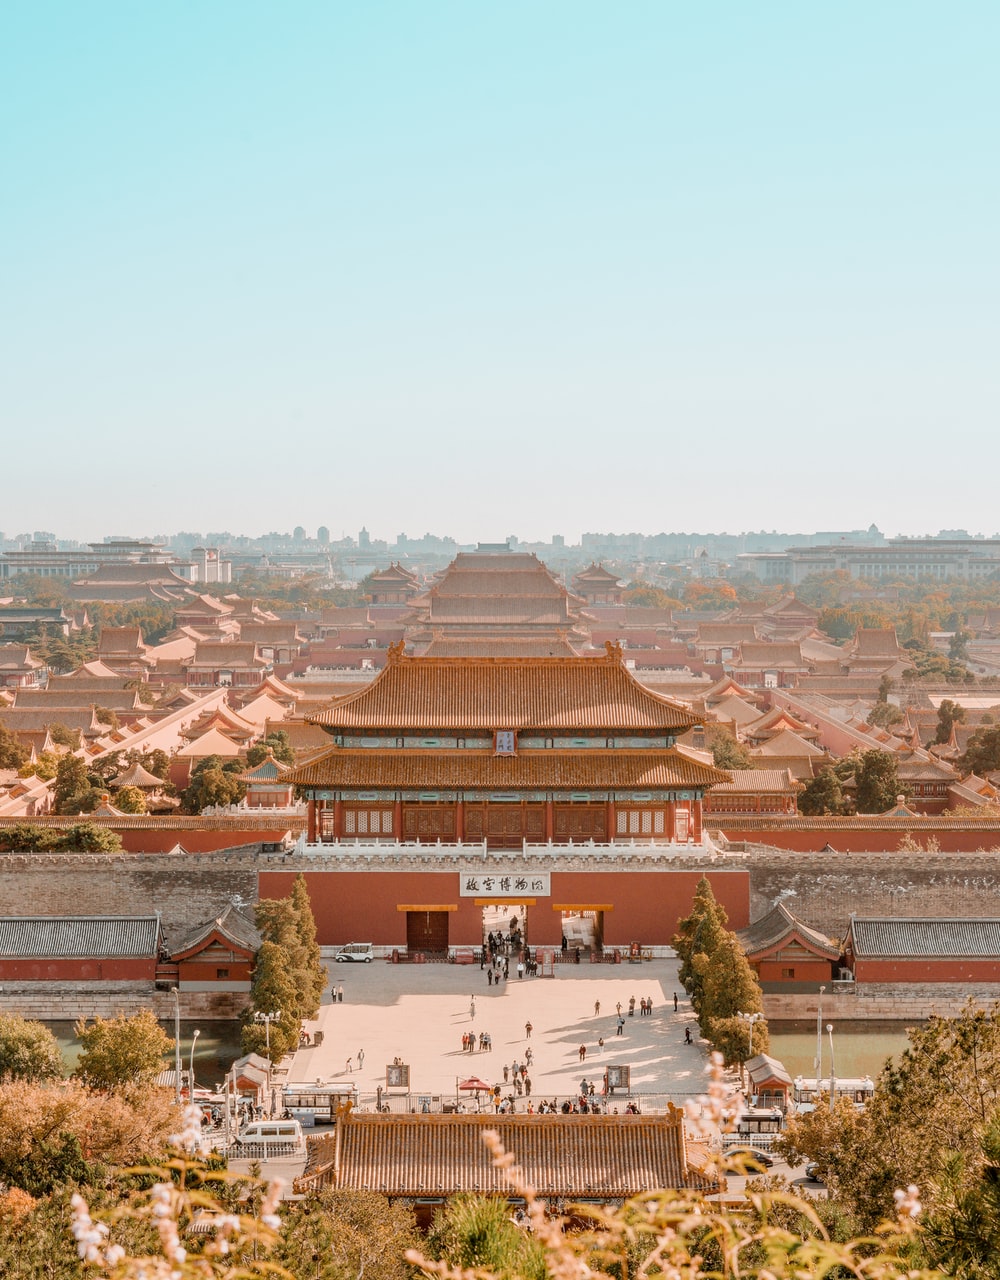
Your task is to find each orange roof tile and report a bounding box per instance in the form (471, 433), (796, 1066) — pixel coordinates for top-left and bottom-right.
(287, 747), (729, 790)
(307, 654), (699, 733)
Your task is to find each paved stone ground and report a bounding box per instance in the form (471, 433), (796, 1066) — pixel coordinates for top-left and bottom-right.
(288, 955), (711, 1104)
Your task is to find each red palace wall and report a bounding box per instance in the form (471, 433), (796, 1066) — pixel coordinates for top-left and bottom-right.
(755, 958), (836, 984)
(716, 823), (1000, 853)
(854, 958), (1000, 983)
(258, 867), (750, 949)
(0, 958), (156, 981)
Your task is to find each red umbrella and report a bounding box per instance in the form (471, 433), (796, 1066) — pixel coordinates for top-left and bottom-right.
(458, 1077), (492, 1092)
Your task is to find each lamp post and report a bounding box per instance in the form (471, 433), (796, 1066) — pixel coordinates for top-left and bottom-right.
(170, 987), (182, 1105)
(815, 985), (825, 1084)
(737, 1011), (763, 1091)
(827, 1023), (836, 1113)
(255, 1010), (282, 1055)
(189, 1028), (200, 1098)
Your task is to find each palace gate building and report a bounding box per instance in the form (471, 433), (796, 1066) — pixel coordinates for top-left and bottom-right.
(268, 645), (749, 951)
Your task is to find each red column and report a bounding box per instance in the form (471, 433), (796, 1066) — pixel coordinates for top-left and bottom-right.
(394, 796), (402, 839)
(693, 798), (703, 841)
(455, 797), (464, 843)
(333, 797), (344, 841)
(307, 798), (317, 843)
(606, 799), (616, 843)
(545, 797), (554, 843)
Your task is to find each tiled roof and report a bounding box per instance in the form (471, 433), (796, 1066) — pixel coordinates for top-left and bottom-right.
(422, 638), (581, 658)
(423, 598), (575, 623)
(236, 751), (291, 783)
(322, 1111), (715, 1197)
(737, 902), (840, 959)
(13, 690), (142, 712)
(175, 727), (244, 757)
(852, 628), (901, 657)
(752, 729), (825, 758)
(189, 642), (268, 667)
(99, 627), (145, 653)
(171, 903), (261, 958)
(288, 747), (730, 790)
(112, 761), (165, 788)
(308, 656), (699, 733)
(710, 769), (800, 794)
(0, 916), (160, 958)
(0, 707), (99, 733)
(0, 645), (43, 671)
(746, 1053), (794, 1088)
(848, 917), (1000, 958)
(733, 643), (806, 668)
(695, 624), (759, 644)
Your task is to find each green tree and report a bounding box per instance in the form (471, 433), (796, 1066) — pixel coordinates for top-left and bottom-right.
(276, 1188), (417, 1280)
(56, 821), (122, 852)
(798, 767), (847, 816)
(673, 876), (729, 1014)
(290, 872), (327, 1015)
(74, 1010), (173, 1090)
(781, 1002), (1000, 1233)
(0, 822), (59, 852)
(182, 756), (246, 812)
(934, 698), (966, 746)
(918, 1116), (1000, 1279)
(698, 933), (769, 1067)
(114, 784), (148, 814)
(48, 722), (82, 749)
(0, 724), (29, 770)
(427, 1193), (547, 1280)
(854, 748), (906, 814)
(869, 701), (904, 729)
(245, 731), (295, 768)
(709, 729), (752, 770)
(960, 725), (1000, 776)
(241, 941), (300, 1062)
(0, 1013), (64, 1081)
(52, 754), (102, 814)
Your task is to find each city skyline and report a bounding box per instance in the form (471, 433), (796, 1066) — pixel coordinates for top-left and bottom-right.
(6, 3), (999, 539)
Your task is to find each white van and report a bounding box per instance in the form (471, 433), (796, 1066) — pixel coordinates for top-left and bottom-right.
(234, 1118), (306, 1156)
(334, 942), (374, 963)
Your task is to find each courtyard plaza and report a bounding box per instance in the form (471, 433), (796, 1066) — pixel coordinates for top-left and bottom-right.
(289, 954), (709, 1107)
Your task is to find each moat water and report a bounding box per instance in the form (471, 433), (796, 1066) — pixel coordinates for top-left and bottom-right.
(769, 1020), (915, 1080)
(46, 1021), (245, 1089)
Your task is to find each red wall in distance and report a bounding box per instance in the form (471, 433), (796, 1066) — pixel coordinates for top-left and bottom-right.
(0, 958), (155, 981)
(258, 869), (750, 949)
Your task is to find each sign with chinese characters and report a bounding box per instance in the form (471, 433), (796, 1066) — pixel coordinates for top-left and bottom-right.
(460, 871), (550, 897)
(385, 1063), (410, 1088)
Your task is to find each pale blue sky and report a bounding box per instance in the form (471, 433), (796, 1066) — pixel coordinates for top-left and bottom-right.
(4, 3), (998, 544)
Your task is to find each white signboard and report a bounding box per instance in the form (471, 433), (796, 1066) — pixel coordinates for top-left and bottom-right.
(460, 872), (550, 897)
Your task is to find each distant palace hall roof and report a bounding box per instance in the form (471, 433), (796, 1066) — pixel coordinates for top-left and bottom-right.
(307, 651), (699, 734)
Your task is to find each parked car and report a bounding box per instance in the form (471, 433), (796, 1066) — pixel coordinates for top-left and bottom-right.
(334, 942), (374, 963)
(804, 1161), (826, 1183)
(724, 1147), (775, 1173)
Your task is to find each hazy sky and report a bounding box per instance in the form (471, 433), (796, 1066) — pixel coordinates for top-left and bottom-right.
(5, 3), (998, 544)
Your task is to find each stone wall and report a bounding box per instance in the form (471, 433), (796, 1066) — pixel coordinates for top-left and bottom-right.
(745, 849), (1000, 938)
(0, 987), (244, 1020)
(0, 851), (260, 947)
(764, 983), (1000, 1022)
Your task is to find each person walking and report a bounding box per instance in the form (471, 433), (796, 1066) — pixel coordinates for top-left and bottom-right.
(525, 1046), (533, 1066)
(628, 996), (636, 1017)
(346, 1057), (352, 1073)
(470, 996), (476, 1021)
(488, 969), (493, 986)
(525, 1020), (533, 1039)
(357, 1048), (364, 1069)
(579, 1044), (587, 1062)
(598, 1036), (605, 1055)
(503, 1065), (509, 1083)
(616, 1016), (625, 1036)
(594, 999), (601, 1017)
(616, 1001), (622, 1017)
(685, 1026), (693, 1044)
(673, 991), (678, 1012)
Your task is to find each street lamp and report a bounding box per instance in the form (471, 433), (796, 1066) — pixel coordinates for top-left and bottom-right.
(170, 987), (182, 1105)
(827, 1023), (836, 1113)
(737, 1010), (763, 1059)
(815, 985), (825, 1083)
(189, 1029), (200, 1098)
(255, 1010), (282, 1055)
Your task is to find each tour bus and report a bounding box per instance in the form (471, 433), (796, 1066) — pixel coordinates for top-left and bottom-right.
(233, 1118), (307, 1157)
(283, 1086), (357, 1125)
(792, 1076), (875, 1112)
